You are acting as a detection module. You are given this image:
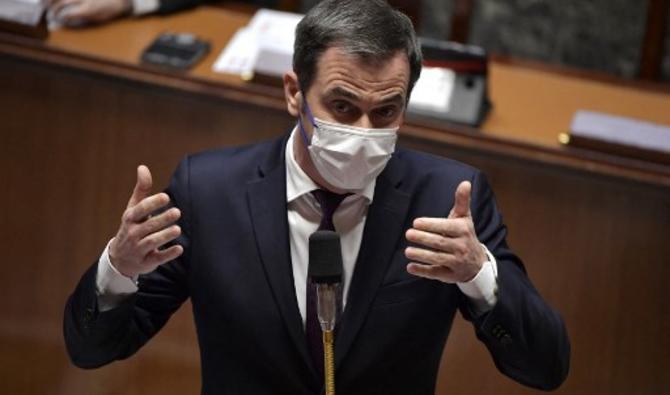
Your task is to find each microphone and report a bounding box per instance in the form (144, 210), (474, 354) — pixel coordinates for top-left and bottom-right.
(308, 230), (343, 332)
(309, 230), (342, 395)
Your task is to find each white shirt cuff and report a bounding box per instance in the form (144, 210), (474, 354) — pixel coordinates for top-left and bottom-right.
(132, 0), (160, 15)
(456, 244), (498, 316)
(96, 239), (139, 311)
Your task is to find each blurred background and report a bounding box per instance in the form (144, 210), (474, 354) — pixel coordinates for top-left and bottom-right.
(304, 0), (670, 82)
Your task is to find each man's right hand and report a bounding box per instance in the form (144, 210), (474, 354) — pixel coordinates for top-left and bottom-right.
(109, 165), (183, 279)
(47, 0), (132, 27)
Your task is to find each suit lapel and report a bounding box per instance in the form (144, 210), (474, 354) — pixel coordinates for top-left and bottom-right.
(246, 136), (317, 379)
(335, 156), (411, 368)
(246, 138), (412, 377)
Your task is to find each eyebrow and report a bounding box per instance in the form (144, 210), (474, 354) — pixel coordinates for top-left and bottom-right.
(378, 93), (405, 106)
(325, 86), (360, 101)
(325, 86), (405, 106)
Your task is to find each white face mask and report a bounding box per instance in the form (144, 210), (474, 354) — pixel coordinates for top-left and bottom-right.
(298, 100), (398, 191)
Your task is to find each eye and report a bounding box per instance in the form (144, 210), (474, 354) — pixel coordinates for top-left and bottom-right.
(374, 105), (399, 119)
(332, 100), (354, 114)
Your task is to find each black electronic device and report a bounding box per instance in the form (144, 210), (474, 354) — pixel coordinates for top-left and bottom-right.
(408, 37), (492, 127)
(308, 230), (343, 284)
(140, 32), (210, 70)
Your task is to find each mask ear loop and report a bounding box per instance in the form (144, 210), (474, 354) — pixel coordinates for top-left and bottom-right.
(298, 91), (318, 147)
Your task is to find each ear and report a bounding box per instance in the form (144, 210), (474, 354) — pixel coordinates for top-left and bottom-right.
(283, 71), (302, 117)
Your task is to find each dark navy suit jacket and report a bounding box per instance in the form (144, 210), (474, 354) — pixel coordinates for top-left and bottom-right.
(64, 133), (569, 394)
(156, 0), (278, 14)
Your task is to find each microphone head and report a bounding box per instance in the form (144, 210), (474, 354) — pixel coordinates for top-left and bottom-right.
(308, 230), (343, 284)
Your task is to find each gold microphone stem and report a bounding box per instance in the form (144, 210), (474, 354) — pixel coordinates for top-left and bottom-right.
(323, 330), (335, 395)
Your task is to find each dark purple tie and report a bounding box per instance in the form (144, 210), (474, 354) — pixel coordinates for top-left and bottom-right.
(306, 189), (347, 380)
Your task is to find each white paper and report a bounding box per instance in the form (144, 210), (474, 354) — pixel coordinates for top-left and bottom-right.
(408, 67), (456, 113)
(212, 8), (303, 78)
(246, 9), (302, 53)
(571, 110), (670, 153)
(0, 0), (45, 26)
(212, 27), (259, 77)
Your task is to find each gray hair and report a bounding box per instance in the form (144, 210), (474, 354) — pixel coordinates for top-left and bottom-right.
(293, 0), (422, 99)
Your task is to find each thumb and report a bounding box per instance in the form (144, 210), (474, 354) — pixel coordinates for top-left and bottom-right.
(127, 165), (152, 208)
(449, 181), (471, 218)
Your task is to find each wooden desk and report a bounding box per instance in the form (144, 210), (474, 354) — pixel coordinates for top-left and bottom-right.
(1, 6), (668, 395)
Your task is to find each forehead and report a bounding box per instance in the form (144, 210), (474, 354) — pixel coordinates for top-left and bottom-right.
(310, 46), (411, 100)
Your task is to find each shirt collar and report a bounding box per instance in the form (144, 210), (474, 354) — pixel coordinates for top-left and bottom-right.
(285, 125), (376, 204)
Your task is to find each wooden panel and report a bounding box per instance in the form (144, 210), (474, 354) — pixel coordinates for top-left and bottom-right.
(450, 0), (475, 43)
(0, 55), (293, 395)
(640, 0), (669, 80)
(485, 62), (670, 146)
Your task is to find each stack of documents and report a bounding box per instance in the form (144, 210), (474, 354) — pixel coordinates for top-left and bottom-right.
(213, 9), (303, 79)
(0, 0), (44, 26)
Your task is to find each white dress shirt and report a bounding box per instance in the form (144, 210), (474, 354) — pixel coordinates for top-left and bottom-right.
(96, 127), (499, 319)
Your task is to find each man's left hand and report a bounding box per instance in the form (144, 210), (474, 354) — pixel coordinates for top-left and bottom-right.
(405, 181), (487, 283)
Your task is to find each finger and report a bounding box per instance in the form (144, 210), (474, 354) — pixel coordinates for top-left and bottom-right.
(125, 193), (170, 223)
(128, 165), (153, 209)
(46, 0), (66, 7)
(450, 181), (471, 218)
(144, 245), (184, 267)
(406, 263), (456, 283)
(61, 6), (92, 25)
(405, 246), (457, 267)
(135, 208), (181, 239)
(50, 0), (80, 15)
(62, 1), (110, 24)
(405, 228), (460, 252)
(411, 217), (467, 237)
(138, 225), (181, 255)
(54, 2), (88, 26)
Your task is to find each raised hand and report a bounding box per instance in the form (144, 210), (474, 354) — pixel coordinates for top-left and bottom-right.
(405, 181), (487, 283)
(109, 165), (183, 279)
(47, 0), (132, 27)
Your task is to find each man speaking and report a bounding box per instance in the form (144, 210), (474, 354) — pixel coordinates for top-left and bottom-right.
(64, 0), (570, 393)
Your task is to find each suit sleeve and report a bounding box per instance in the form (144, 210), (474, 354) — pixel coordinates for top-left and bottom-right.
(460, 171), (570, 390)
(156, 0), (206, 14)
(63, 158), (193, 368)
(155, 0), (278, 14)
